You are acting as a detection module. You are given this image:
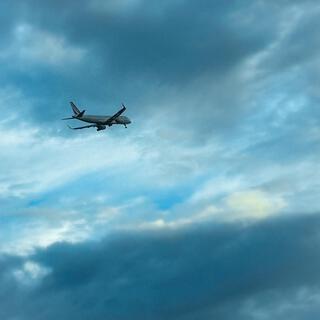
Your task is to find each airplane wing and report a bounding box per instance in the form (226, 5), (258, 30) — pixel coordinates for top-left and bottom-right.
(104, 104), (126, 126)
(67, 124), (97, 130)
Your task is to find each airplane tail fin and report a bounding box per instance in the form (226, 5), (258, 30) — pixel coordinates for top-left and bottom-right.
(70, 101), (85, 117)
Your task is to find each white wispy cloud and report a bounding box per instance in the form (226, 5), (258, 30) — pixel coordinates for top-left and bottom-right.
(0, 24), (86, 67)
(12, 260), (50, 285)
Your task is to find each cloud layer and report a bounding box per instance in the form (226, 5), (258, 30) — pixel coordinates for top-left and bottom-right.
(1, 214), (320, 319)
(0, 1), (319, 319)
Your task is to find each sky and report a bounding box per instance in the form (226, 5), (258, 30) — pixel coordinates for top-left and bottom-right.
(0, 0), (320, 319)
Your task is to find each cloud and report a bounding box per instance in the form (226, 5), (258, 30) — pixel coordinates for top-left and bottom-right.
(0, 0), (279, 132)
(0, 122), (140, 198)
(0, 0), (318, 150)
(12, 260), (50, 285)
(0, 216), (91, 256)
(1, 214), (320, 319)
(0, 1), (319, 317)
(225, 190), (286, 220)
(6, 24), (86, 67)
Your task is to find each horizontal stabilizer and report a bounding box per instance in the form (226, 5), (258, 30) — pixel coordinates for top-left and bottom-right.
(77, 110), (85, 117)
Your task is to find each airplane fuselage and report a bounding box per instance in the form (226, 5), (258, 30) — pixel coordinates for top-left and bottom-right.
(77, 115), (131, 126)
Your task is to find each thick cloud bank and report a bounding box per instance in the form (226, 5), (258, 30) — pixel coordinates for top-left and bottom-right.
(1, 214), (320, 320)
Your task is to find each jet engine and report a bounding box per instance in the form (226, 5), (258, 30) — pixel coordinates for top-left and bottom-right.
(96, 125), (106, 131)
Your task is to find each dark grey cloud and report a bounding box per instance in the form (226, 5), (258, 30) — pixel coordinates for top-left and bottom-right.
(0, 0), (317, 137)
(0, 0), (317, 145)
(1, 214), (320, 319)
(0, 0), (281, 132)
(0, 255), (24, 320)
(17, 0), (270, 79)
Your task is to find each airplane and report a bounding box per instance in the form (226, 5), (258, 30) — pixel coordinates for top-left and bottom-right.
(62, 101), (131, 131)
